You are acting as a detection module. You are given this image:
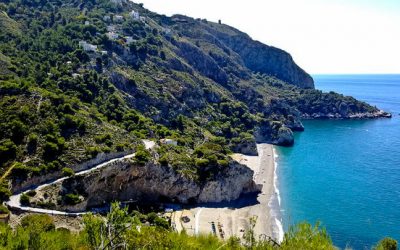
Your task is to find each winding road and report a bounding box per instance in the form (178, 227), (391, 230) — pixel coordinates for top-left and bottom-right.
(6, 140), (155, 216)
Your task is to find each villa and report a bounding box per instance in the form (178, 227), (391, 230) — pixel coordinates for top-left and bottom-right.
(160, 139), (178, 146)
(114, 15), (124, 23)
(106, 32), (119, 40)
(130, 10), (140, 20)
(78, 41), (97, 52)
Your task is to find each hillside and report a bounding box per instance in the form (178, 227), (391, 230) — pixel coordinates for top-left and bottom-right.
(0, 0), (390, 198)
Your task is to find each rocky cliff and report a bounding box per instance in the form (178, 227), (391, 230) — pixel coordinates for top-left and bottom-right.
(31, 157), (259, 212)
(171, 14), (314, 89)
(201, 23), (315, 88)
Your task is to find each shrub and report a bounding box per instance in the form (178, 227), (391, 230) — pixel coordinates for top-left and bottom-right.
(20, 193), (30, 206)
(43, 142), (59, 159)
(37, 201), (56, 209)
(116, 143), (125, 152)
(60, 114), (78, 130)
(64, 193), (81, 205)
(21, 214), (55, 232)
(62, 167), (75, 177)
(0, 204), (9, 214)
(375, 237), (398, 250)
(195, 158), (209, 168)
(0, 181), (11, 202)
(26, 190), (36, 197)
(28, 133), (38, 147)
(10, 162), (30, 180)
(153, 217), (169, 229)
(94, 133), (111, 143)
(159, 154), (169, 166)
(281, 222), (334, 249)
(217, 159), (229, 167)
(133, 146), (151, 165)
(0, 139), (17, 163)
(9, 119), (28, 143)
(0, 185), (11, 202)
(86, 146), (101, 158)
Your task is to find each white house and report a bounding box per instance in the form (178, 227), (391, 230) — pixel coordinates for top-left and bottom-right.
(130, 10), (140, 20)
(162, 27), (171, 36)
(84, 21), (90, 26)
(110, 0), (126, 5)
(79, 41), (97, 52)
(139, 16), (145, 23)
(114, 15), (124, 23)
(106, 32), (119, 40)
(125, 36), (135, 44)
(160, 139), (178, 146)
(106, 25), (115, 32)
(103, 15), (111, 22)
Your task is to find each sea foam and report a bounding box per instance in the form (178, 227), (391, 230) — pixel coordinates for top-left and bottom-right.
(268, 147), (284, 243)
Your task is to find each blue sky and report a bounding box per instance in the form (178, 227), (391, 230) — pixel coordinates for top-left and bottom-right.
(136, 0), (400, 74)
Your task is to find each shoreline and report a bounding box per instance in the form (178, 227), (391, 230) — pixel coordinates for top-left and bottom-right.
(173, 143), (283, 242)
(271, 147), (284, 242)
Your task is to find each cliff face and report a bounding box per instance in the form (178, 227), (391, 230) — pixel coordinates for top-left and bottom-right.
(172, 15), (314, 89)
(203, 25), (315, 88)
(33, 158), (258, 212)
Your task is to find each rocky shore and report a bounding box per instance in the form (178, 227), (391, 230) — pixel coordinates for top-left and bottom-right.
(301, 109), (392, 119)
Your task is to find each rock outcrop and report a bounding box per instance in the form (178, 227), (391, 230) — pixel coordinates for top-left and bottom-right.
(34, 158), (259, 212)
(301, 109), (392, 119)
(199, 23), (314, 89)
(231, 141), (258, 156)
(175, 40), (229, 85)
(254, 122), (295, 147)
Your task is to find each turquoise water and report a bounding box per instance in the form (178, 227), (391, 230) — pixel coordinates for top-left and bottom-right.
(277, 75), (400, 249)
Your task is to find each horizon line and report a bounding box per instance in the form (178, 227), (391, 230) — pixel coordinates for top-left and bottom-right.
(311, 73), (400, 75)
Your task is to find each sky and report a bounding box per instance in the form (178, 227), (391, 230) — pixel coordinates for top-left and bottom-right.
(136, 0), (400, 74)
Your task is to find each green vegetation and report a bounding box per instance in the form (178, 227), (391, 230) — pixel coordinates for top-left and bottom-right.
(0, 0), (393, 247)
(26, 190), (36, 197)
(0, 181), (11, 202)
(63, 193), (81, 205)
(62, 167), (75, 177)
(20, 193), (30, 206)
(0, 203), (395, 249)
(133, 145), (151, 165)
(375, 237), (398, 250)
(0, 204), (9, 215)
(0, 0), (382, 187)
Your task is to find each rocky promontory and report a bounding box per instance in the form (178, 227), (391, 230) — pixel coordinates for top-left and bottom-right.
(28, 157), (259, 212)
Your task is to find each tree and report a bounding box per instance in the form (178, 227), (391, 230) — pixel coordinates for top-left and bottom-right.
(133, 145), (150, 165)
(0, 139), (17, 163)
(20, 193), (30, 206)
(0, 180), (11, 202)
(82, 202), (139, 249)
(243, 216), (257, 248)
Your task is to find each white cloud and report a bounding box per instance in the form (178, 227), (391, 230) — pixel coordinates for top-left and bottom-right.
(136, 0), (400, 74)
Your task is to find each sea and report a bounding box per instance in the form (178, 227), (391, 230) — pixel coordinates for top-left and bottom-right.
(276, 75), (400, 249)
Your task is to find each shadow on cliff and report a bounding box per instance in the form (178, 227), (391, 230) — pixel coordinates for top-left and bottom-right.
(190, 191), (261, 209)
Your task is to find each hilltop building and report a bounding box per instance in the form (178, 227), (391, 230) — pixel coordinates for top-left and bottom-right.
(79, 41), (97, 52)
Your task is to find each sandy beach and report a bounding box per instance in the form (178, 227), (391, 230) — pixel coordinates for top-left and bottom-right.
(172, 143), (281, 242)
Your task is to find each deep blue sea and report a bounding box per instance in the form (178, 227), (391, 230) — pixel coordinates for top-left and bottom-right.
(277, 75), (400, 249)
